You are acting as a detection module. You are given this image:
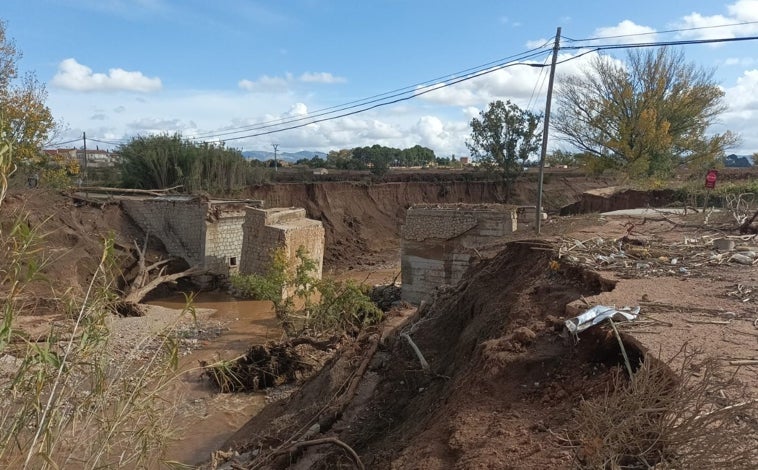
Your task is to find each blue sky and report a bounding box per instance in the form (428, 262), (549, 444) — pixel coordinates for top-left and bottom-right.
(4, 0), (758, 156)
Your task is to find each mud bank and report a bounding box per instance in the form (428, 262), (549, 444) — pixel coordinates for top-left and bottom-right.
(243, 178), (610, 267)
(210, 241), (651, 469)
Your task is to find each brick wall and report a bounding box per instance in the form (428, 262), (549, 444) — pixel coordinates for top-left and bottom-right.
(204, 211), (246, 275)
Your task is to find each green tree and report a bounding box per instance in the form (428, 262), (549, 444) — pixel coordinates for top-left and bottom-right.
(118, 134), (253, 193)
(555, 48), (737, 178)
(546, 149), (578, 167)
(326, 148), (353, 168)
(399, 145), (436, 166)
(0, 21), (57, 165)
(466, 100), (542, 183)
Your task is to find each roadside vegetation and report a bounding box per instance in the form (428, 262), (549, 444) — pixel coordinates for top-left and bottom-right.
(0, 134), (192, 468)
(229, 247), (382, 337)
(204, 247), (384, 393)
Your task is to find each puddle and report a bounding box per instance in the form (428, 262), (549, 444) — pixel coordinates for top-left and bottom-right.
(147, 292), (280, 466)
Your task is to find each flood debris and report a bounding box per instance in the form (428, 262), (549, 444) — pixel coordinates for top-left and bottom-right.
(203, 336), (340, 392)
(558, 234), (758, 278)
(565, 305), (640, 335)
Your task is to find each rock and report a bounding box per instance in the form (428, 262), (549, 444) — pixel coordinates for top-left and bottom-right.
(511, 327), (536, 346)
(713, 238), (735, 252)
(730, 253), (754, 265)
(544, 315), (564, 331)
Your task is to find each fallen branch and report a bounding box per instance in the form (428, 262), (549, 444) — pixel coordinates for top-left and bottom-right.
(74, 185), (183, 195)
(400, 333), (430, 372)
(123, 266), (202, 304)
(274, 437), (364, 470)
(342, 336), (380, 404)
(728, 359), (758, 366)
(685, 319), (731, 326)
(694, 398), (758, 421)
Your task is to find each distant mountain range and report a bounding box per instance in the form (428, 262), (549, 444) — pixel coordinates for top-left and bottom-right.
(242, 150), (327, 162)
(723, 154), (754, 167)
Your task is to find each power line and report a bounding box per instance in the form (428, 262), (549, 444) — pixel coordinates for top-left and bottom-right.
(562, 19), (758, 43)
(209, 56), (554, 143)
(561, 34), (758, 51)
(87, 137), (126, 146)
(187, 45), (554, 142)
(216, 33), (758, 143)
(44, 137), (81, 147)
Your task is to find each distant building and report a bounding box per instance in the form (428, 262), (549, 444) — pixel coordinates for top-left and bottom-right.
(76, 148), (119, 168)
(43, 148), (77, 160)
(459, 157), (470, 165)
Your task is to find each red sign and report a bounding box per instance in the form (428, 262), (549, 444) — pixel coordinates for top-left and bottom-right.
(705, 169), (718, 189)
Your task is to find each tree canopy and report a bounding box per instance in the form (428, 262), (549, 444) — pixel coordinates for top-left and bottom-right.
(323, 144), (437, 172)
(554, 48), (736, 178)
(0, 21), (57, 164)
(118, 134), (262, 193)
(466, 100), (542, 181)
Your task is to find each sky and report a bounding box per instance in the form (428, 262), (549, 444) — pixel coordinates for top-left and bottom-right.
(3, 0), (758, 157)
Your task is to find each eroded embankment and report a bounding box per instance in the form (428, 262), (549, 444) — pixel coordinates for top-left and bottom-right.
(242, 178), (609, 267)
(213, 241), (652, 469)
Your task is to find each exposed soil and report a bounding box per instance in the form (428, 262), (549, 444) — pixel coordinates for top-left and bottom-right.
(2, 175), (757, 469)
(242, 175), (613, 269)
(208, 203), (758, 469)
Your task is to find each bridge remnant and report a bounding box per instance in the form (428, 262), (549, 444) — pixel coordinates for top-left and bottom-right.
(120, 197), (325, 283)
(240, 207), (325, 279)
(401, 203), (518, 304)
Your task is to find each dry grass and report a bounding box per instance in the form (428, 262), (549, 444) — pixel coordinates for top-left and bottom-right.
(570, 346), (758, 469)
(0, 137), (191, 468)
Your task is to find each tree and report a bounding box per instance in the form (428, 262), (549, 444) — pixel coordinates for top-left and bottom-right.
(555, 48), (737, 179)
(118, 134), (252, 193)
(466, 100), (542, 182)
(0, 21), (57, 164)
(546, 149), (578, 167)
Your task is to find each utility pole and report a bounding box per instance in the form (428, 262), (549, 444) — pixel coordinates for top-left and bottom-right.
(536, 26), (561, 235)
(272, 143), (279, 172)
(82, 131), (87, 184)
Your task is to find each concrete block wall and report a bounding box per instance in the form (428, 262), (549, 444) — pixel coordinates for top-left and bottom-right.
(121, 197), (207, 267)
(204, 211), (246, 275)
(240, 207), (325, 281)
(401, 204), (518, 305)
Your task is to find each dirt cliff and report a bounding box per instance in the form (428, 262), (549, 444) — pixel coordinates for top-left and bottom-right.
(243, 177), (611, 268)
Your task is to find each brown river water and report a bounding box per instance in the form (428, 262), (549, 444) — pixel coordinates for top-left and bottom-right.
(148, 266), (398, 466)
(148, 292), (279, 466)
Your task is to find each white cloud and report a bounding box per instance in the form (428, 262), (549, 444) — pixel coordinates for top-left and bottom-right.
(677, 1), (758, 40)
(525, 37), (550, 49)
(127, 117), (183, 132)
(299, 72), (346, 84)
(238, 74), (292, 92)
(51, 58), (162, 92)
(592, 20), (657, 44)
(238, 71), (346, 92)
(722, 57), (756, 66)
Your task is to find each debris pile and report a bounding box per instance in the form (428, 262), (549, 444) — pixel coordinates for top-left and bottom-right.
(558, 234), (758, 278)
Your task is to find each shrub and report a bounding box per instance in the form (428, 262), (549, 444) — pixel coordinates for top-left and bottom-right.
(229, 247), (382, 336)
(570, 348), (758, 469)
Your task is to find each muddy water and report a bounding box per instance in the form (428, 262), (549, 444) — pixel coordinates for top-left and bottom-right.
(148, 292), (280, 466)
(147, 267), (398, 466)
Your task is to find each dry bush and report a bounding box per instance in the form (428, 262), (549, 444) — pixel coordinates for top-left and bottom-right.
(571, 348), (758, 469)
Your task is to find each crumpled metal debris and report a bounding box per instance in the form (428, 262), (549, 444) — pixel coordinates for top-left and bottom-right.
(564, 305), (641, 335)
